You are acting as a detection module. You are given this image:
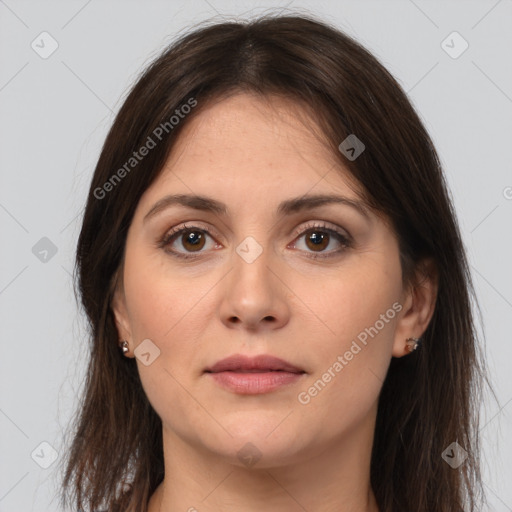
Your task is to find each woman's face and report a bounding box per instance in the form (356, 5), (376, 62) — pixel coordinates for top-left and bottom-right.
(113, 92), (420, 468)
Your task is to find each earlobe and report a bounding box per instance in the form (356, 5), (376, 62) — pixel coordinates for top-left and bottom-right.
(392, 258), (438, 358)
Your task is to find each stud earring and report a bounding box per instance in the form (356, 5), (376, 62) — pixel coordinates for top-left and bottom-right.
(405, 337), (421, 353)
(119, 340), (129, 355)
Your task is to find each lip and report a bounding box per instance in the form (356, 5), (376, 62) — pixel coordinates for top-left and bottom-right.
(205, 354), (305, 373)
(204, 354), (306, 394)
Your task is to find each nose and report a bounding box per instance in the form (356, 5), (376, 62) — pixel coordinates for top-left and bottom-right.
(219, 244), (291, 332)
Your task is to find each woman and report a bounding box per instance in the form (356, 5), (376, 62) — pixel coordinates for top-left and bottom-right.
(59, 12), (489, 512)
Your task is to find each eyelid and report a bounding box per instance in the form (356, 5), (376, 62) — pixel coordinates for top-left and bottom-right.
(157, 222), (222, 260)
(163, 221), (222, 242)
(158, 220), (352, 259)
(289, 220), (351, 243)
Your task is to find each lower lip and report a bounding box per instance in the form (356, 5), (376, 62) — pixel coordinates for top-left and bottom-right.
(206, 371), (305, 394)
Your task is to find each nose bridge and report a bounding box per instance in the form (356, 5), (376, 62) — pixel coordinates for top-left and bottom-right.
(219, 232), (290, 330)
(231, 234), (273, 296)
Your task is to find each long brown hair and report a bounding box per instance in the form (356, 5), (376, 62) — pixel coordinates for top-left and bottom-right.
(59, 12), (490, 512)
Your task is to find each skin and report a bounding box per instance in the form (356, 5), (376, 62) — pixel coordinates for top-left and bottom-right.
(112, 92), (437, 512)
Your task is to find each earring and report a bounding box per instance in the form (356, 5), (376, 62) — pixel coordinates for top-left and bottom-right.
(119, 340), (129, 355)
(405, 337), (421, 353)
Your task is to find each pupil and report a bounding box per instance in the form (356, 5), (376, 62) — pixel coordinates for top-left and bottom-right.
(308, 231), (328, 251)
(187, 232), (201, 244)
(184, 231), (204, 250)
(310, 232), (323, 244)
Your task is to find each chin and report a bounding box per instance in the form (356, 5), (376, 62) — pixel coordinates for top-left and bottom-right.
(206, 424), (310, 467)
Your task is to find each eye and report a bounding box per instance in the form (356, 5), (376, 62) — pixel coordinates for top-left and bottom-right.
(289, 221), (352, 259)
(157, 221), (352, 260)
(157, 223), (219, 260)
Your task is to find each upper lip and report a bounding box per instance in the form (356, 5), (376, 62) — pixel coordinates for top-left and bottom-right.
(204, 354), (305, 374)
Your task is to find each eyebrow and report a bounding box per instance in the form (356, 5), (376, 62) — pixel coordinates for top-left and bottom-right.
(143, 193), (372, 223)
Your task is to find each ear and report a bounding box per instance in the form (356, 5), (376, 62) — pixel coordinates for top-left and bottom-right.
(392, 257), (438, 358)
(110, 271), (133, 352)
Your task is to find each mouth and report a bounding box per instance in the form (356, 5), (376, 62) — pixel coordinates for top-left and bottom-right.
(204, 353), (305, 374)
(204, 354), (306, 394)
(206, 369), (302, 373)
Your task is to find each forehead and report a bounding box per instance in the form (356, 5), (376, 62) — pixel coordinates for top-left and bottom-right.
(141, 92), (365, 207)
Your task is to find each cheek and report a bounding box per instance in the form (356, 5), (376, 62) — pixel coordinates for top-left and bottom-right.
(299, 257), (401, 347)
(123, 245), (202, 340)
(296, 257), (401, 403)
(121, 247), (209, 413)
(122, 246), (220, 387)
(122, 259), (170, 341)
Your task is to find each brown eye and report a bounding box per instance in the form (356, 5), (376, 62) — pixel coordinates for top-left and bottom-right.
(159, 224), (217, 259)
(180, 230), (206, 252)
(304, 230), (330, 252)
(291, 222), (351, 260)
(159, 222), (351, 261)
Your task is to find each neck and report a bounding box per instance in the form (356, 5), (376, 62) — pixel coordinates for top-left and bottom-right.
(148, 412), (380, 512)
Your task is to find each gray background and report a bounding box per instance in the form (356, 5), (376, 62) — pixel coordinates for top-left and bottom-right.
(0, 0), (511, 510)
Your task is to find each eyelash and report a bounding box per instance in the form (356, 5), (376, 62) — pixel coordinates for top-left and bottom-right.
(157, 221), (352, 261)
